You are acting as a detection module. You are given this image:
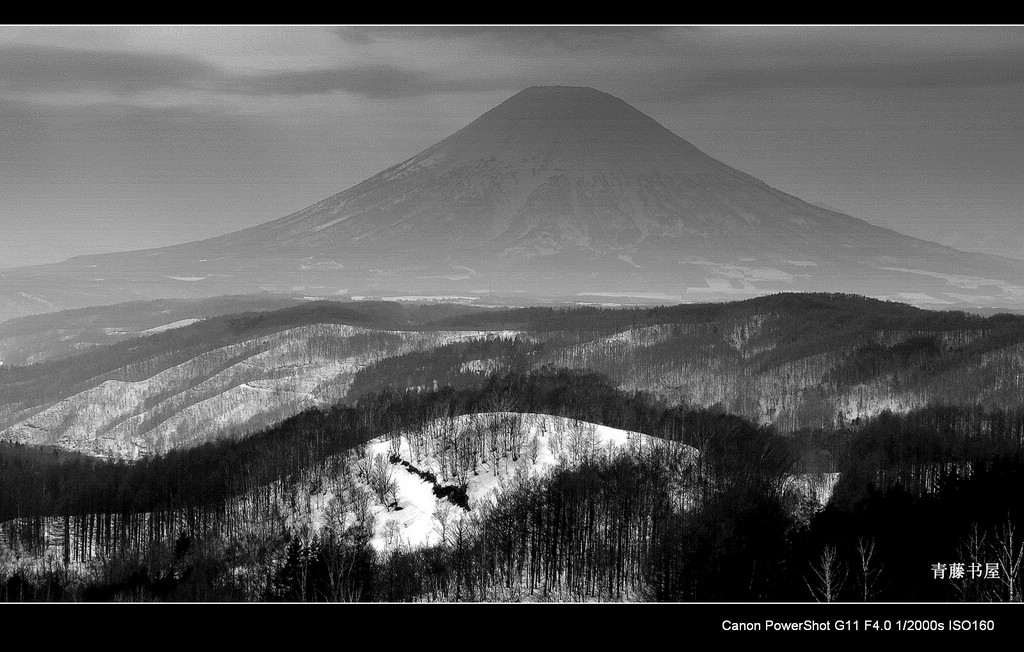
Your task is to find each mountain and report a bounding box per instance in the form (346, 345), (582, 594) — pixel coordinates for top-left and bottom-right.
(0, 300), (517, 457)
(8, 292), (1024, 458)
(4, 85), (1024, 322)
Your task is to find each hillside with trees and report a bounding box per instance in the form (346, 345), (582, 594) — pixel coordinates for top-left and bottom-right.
(1, 366), (1022, 601)
(7, 293), (1024, 457)
(3, 294), (1024, 601)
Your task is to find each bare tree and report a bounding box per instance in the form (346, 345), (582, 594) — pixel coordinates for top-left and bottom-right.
(527, 430), (542, 464)
(549, 417), (566, 459)
(321, 496), (373, 602)
(388, 430), (402, 458)
(806, 545), (847, 602)
(432, 501), (454, 548)
(362, 454), (399, 509)
(567, 419), (599, 466)
(350, 487), (376, 532)
(450, 513), (475, 602)
(955, 523), (991, 602)
(994, 519), (1024, 602)
(382, 519), (403, 551)
(506, 413), (525, 460)
(855, 537), (884, 601)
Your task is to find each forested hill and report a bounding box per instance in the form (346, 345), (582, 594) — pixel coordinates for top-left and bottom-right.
(4, 292), (1024, 457)
(0, 300), (517, 457)
(0, 295), (311, 367)
(0, 299), (491, 409)
(430, 292), (952, 332)
(2, 367), (1023, 602)
(351, 292), (1024, 431)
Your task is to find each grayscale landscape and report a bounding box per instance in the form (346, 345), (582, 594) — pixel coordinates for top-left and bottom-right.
(2, 25), (1024, 609)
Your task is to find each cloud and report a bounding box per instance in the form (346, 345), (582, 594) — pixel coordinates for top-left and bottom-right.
(684, 52), (1024, 98)
(232, 63), (511, 99)
(7, 26), (1023, 106)
(0, 40), (512, 103)
(335, 25), (680, 54)
(0, 43), (217, 95)
(327, 26), (1024, 105)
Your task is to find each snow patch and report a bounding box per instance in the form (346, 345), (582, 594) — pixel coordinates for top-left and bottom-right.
(106, 318), (203, 336)
(876, 266), (1024, 296)
(344, 413), (698, 553)
(575, 291), (683, 301)
(300, 260), (345, 271)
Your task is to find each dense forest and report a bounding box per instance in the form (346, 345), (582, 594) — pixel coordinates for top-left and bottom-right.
(4, 294), (1024, 601)
(1, 364), (1023, 602)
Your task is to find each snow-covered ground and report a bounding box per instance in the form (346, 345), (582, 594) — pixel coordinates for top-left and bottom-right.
(1, 411), (850, 597)
(0, 413), (701, 577)
(301, 413), (700, 553)
(105, 318), (204, 336)
(291, 413), (837, 555)
(1, 324), (525, 458)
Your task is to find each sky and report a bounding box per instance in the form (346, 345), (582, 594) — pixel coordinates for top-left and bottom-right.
(2, 25), (1023, 267)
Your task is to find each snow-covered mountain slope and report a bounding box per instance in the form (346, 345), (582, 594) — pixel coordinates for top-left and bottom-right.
(9, 292), (1024, 458)
(0, 325), (521, 458)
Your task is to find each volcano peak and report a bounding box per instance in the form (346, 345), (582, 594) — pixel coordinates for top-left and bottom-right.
(478, 85), (652, 122)
(3, 85), (1024, 322)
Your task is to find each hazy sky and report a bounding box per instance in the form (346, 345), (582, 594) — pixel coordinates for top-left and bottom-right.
(3, 25), (1023, 267)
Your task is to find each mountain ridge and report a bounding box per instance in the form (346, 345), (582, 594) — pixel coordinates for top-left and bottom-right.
(6, 291), (1024, 458)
